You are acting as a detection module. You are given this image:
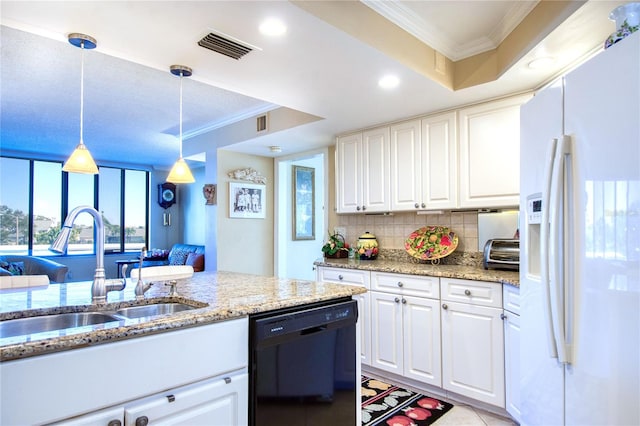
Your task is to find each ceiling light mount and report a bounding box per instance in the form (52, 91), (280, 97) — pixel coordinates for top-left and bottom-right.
(170, 64), (192, 78)
(68, 33), (96, 50)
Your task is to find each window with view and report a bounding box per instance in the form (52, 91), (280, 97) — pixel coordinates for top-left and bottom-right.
(0, 156), (149, 256)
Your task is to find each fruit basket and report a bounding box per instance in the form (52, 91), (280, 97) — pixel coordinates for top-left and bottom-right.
(322, 233), (349, 258)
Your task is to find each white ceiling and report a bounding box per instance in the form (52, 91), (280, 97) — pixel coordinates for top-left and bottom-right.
(0, 1), (624, 170)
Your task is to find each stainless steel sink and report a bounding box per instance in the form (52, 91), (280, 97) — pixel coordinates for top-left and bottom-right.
(0, 312), (122, 338)
(115, 303), (196, 319)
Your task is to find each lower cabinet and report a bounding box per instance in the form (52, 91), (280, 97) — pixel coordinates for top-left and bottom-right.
(440, 279), (505, 408)
(503, 284), (521, 423)
(370, 272), (441, 387)
(51, 372), (248, 426)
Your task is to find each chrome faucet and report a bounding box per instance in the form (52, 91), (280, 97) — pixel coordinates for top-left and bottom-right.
(50, 205), (126, 304)
(135, 247), (153, 300)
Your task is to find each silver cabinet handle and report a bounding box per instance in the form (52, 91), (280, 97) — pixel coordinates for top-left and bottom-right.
(464, 289), (471, 296)
(356, 206), (361, 211)
(414, 203), (419, 209)
(362, 205), (367, 211)
(397, 282), (404, 287)
(338, 274), (344, 280)
(402, 298), (407, 304)
(442, 303), (448, 310)
(135, 417), (149, 426)
(421, 203), (426, 208)
(107, 421), (121, 426)
(394, 297), (400, 303)
(501, 313), (507, 320)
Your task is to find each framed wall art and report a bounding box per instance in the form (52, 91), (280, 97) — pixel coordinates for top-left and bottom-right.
(292, 166), (315, 240)
(229, 182), (265, 219)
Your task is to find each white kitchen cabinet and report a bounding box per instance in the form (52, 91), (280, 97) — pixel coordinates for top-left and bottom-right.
(2, 319), (248, 425)
(440, 278), (505, 407)
(458, 94), (532, 208)
(316, 266), (371, 365)
(390, 114), (457, 211)
(370, 272), (441, 386)
(503, 285), (521, 423)
(50, 373), (248, 426)
(336, 127), (390, 213)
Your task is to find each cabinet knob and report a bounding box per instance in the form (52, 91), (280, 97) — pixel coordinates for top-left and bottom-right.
(394, 297), (400, 303)
(135, 416), (149, 426)
(107, 421), (122, 426)
(421, 203), (426, 208)
(501, 313), (507, 320)
(362, 205), (367, 211)
(356, 206), (361, 211)
(402, 298), (407, 304)
(312, 266), (316, 271)
(464, 289), (471, 296)
(414, 203), (419, 209)
(397, 281), (403, 287)
(338, 275), (344, 280)
(442, 303), (448, 310)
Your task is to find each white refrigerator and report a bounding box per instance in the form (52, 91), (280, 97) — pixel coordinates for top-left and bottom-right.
(519, 30), (639, 426)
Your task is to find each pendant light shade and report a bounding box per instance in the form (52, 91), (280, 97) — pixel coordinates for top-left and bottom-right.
(167, 65), (195, 184)
(63, 33), (99, 174)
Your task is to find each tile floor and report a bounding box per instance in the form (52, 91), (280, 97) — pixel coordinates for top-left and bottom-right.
(432, 403), (517, 426)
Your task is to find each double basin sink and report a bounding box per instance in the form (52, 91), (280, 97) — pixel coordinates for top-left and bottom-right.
(0, 302), (200, 339)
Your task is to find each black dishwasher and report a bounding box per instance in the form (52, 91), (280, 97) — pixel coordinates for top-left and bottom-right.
(249, 297), (358, 426)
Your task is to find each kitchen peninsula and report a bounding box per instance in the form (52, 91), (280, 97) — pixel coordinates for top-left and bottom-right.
(0, 272), (365, 425)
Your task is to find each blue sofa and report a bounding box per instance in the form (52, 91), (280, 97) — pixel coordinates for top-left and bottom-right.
(137, 244), (205, 272)
(0, 255), (68, 283)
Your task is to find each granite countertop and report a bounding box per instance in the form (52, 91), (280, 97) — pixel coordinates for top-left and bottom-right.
(0, 271), (366, 361)
(314, 258), (520, 287)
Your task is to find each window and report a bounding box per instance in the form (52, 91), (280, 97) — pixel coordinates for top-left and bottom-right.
(0, 156), (149, 256)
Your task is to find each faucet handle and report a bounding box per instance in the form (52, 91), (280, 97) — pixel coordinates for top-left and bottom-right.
(165, 280), (179, 297)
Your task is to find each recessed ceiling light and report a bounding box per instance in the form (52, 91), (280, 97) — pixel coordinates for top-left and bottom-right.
(259, 18), (287, 37)
(528, 57), (556, 69)
(378, 74), (400, 89)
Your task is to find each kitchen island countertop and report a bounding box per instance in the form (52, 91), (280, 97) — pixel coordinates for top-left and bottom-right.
(314, 258), (520, 287)
(0, 271), (366, 361)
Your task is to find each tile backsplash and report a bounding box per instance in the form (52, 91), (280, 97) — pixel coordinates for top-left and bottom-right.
(334, 211), (479, 253)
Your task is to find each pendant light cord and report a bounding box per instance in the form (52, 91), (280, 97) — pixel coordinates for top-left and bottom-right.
(79, 40), (85, 145)
(179, 71), (183, 159)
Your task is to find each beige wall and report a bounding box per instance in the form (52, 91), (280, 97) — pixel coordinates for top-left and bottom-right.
(334, 211), (479, 254)
(217, 150), (274, 276)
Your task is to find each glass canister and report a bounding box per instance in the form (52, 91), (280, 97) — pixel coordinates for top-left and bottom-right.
(357, 231), (379, 260)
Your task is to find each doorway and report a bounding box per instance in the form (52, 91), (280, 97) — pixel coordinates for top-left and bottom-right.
(275, 150), (327, 280)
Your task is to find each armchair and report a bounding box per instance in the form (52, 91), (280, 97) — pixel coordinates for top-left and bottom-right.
(0, 255), (68, 283)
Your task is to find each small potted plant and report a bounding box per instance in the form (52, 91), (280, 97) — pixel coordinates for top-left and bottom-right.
(321, 232), (349, 258)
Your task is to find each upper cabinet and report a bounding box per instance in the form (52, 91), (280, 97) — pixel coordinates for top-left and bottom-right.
(458, 94), (532, 208)
(336, 127), (390, 213)
(336, 93), (531, 213)
(390, 113), (457, 211)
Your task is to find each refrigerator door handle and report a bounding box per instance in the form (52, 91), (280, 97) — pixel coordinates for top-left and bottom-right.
(549, 135), (571, 364)
(541, 138), (559, 358)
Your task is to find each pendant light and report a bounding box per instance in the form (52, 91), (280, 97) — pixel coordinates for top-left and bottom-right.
(63, 33), (99, 174)
(166, 65), (195, 184)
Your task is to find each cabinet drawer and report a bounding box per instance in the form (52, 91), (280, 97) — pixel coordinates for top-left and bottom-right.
(317, 267), (370, 288)
(503, 284), (520, 315)
(440, 278), (502, 308)
(371, 271), (439, 299)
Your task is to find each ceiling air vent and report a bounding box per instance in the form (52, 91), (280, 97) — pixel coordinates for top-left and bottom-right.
(198, 32), (253, 60)
(256, 114), (268, 132)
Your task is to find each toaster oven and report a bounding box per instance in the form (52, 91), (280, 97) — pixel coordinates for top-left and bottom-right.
(483, 239), (519, 271)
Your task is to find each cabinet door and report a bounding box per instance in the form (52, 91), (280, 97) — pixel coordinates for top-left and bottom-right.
(441, 301), (505, 407)
(504, 311), (521, 423)
(354, 291), (371, 366)
(370, 291), (403, 375)
(421, 112), (457, 209)
(362, 127), (390, 212)
(49, 406), (124, 425)
(390, 119), (421, 211)
(458, 94), (531, 208)
(336, 133), (362, 213)
(124, 373), (248, 426)
(402, 295), (441, 387)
